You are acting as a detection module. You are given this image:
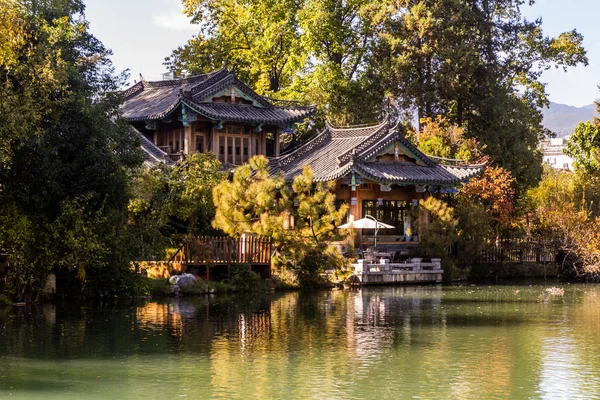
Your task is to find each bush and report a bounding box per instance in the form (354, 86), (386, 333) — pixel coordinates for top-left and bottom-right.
(135, 277), (169, 297)
(179, 280), (210, 296)
(0, 294), (12, 306)
(224, 264), (266, 292)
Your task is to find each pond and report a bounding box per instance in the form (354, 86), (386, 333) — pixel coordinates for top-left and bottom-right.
(1, 284), (600, 399)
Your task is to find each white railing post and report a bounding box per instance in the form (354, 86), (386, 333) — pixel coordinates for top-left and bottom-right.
(411, 258), (422, 272)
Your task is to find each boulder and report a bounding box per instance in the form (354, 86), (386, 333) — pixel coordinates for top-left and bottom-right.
(172, 273), (197, 289)
(166, 284), (180, 296)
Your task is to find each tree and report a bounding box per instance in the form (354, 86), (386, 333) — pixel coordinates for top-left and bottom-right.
(406, 116), (482, 162)
(565, 121), (600, 175)
(166, 0), (387, 125)
(373, 0), (586, 188)
(0, 0), (143, 301)
(165, 0), (305, 93)
(212, 156), (348, 285)
(294, 0), (387, 124)
(525, 166), (600, 279)
(169, 153), (227, 235)
(460, 166), (516, 233)
(128, 153), (227, 262)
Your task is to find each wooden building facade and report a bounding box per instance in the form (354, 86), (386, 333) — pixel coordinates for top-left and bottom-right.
(120, 68), (315, 164)
(270, 118), (486, 247)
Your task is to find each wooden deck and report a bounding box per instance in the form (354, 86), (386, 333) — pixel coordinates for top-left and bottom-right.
(168, 236), (272, 279)
(350, 258), (443, 285)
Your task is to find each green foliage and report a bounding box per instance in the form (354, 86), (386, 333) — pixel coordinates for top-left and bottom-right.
(213, 156), (349, 286)
(375, 0), (585, 188)
(407, 116), (482, 162)
(419, 195), (494, 279)
(525, 165), (600, 218)
(213, 155), (288, 239)
(167, 0), (304, 93)
(418, 197), (458, 259)
(169, 153), (227, 235)
(131, 276), (169, 297)
(168, 0), (586, 188)
(565, 121), (600, 175)
(0, 0), (144, 301)
(453, 198), (494, 265)
(224, 264), (265, 292)
(179, 280), (210, 296)
(127, 153), (227, 261)
(0, 294), (11, 306)
(167, 0), (386, 124)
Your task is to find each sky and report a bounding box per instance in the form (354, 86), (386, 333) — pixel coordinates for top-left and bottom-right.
(85, 0), (600, 107)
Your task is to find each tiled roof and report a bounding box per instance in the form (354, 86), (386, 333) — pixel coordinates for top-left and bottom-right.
(186, 101), (315, 125)
(120, 68), (314, 125)
(133, 126), (175, 166)
(354, 162), (483, 185)
(270, 118), (485, 186)
(190, 73), (272, 108)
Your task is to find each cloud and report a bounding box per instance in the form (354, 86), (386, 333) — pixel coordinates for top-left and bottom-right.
(152, 2), (198, 32)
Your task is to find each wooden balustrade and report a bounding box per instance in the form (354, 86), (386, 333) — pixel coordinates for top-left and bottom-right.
(170, 236), (272, 266)
(473, 239), (556, 265)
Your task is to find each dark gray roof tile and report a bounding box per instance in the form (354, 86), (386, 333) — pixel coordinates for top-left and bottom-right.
(120, 68), (314, 125)
(186, 101), (315, 125)
(271, 118), (485, 186)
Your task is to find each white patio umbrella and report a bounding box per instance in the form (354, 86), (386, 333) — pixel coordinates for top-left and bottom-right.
(338, 215), (395, 247)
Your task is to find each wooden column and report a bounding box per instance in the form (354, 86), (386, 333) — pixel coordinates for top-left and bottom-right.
(275, 128), (280, 157)
(212, 124), (219, 157)
(354, 184), (362, 245)
(183, 124), (192, 155)
(419, 192), (430, 233)
(190, 122), (197, 153)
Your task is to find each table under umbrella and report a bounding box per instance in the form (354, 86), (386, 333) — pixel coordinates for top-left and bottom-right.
(338, 215), (395, 247)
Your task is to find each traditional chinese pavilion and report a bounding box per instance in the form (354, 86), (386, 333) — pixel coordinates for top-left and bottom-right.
(270, 118), (486, 246)
(120, 67), (484, 247)
(120, 68), (315, 164)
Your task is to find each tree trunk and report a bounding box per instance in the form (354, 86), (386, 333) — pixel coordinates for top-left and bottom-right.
(269, 67), (280, 92)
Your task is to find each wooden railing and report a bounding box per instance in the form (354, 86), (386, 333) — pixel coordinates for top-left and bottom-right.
(169, 236), (272, 265)
(474, 239), (556, 265)
(167, 153), (184, 162)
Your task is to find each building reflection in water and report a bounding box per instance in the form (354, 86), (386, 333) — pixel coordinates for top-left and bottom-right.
(350, 286), (444, 366)
(136, 302), (183, 339)
(4, 285), (600, 399)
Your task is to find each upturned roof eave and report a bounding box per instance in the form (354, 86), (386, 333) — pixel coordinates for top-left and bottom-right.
(120, 67), (314, 124)
(122, 98), (183, 122)
(348, 164), (467, 187)
(123, 97), (315, 125)
(183, 98), (315, 125)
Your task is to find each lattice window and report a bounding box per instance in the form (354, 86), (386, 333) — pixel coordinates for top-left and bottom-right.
(217, 124), (253, 165)
(362, 200), (412, 235)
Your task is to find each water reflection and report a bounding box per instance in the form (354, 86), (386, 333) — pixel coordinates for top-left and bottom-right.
(1, 285), (600, 399)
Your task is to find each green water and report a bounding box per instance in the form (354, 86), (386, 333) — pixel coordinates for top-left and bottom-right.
(1, 285), (600, 399)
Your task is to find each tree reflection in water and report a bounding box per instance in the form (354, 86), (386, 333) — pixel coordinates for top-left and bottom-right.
(1, 285), (600, 399)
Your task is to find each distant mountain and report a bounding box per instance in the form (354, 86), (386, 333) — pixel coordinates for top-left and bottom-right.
(541, 102), (597, 137)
